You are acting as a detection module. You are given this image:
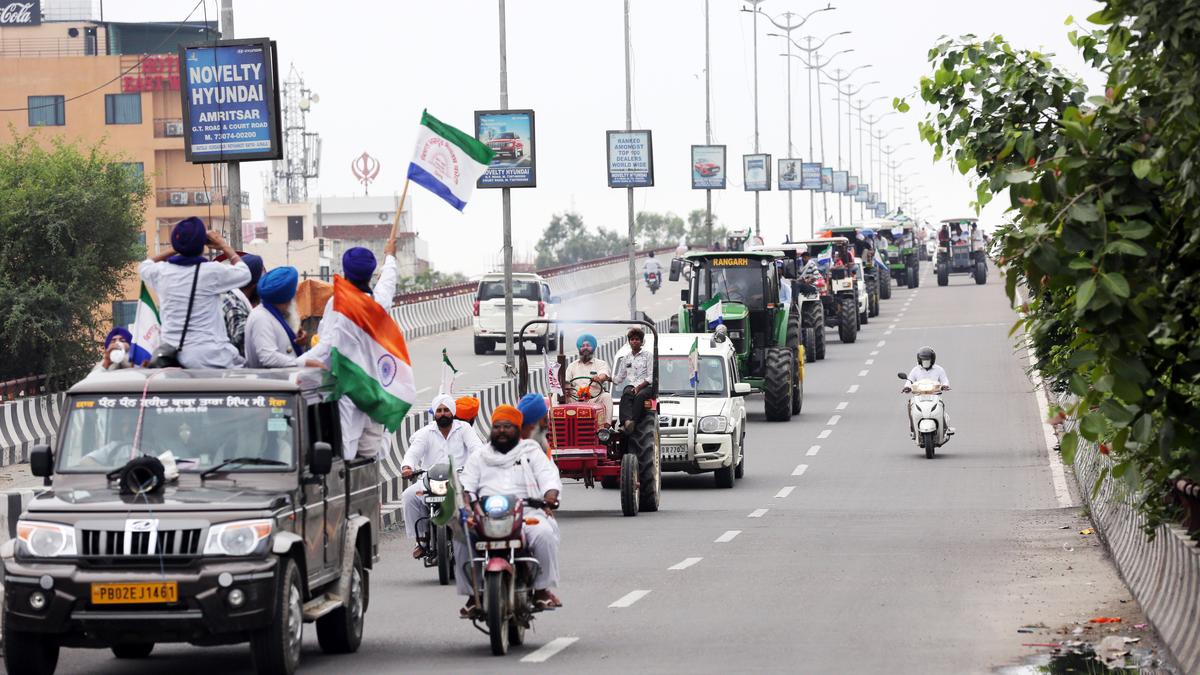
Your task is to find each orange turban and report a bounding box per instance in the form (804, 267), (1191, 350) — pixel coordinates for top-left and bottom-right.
(456, 396), (480, 422)
(490, 404), (523, 428)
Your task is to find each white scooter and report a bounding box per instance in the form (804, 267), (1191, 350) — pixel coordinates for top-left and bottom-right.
(897, 373), (951, 459)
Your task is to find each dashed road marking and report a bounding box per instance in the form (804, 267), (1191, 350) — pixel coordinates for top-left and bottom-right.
(521, 637), (580, 663)
(870, 351), (879, 356)
(836, 401), (848, 410)
(817, 429), (832, 439)
(748, 509), (768, 518)
(775, 486), (796, 499)
(847, 384), (860, 393)
(668, 557), (703, 571)
(877, 340), (887, 347)
(884, 330), (893, 335)
(793, 463), (810, 476)
(827, 415), (841, 426)
(865, 359), (875, 365)
(715, 530), (742, 543)
(889, 323), (897, 329)
(416, 386), (431, 395)
(479, 360), (496, 367)
(609, 590), (652, 608)
(858, 369), (870, 377)
(805, 445), (820, 456)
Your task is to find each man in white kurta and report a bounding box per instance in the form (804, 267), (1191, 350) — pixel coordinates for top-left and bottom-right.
(245, 266), (308, 369)
(563, 333), (612, 424)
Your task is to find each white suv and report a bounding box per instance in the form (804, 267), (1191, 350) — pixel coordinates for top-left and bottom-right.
(472, 272), (559, 354)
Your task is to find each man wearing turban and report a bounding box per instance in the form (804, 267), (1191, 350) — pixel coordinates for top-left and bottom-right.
(563, 333), (612, 424)
(221, 253), (264, 356)
(138, 218), (251, 368)
(245, 267), (316, 368)
(455, 396), (481, 425)
(400, 394), (484, 559)
(457, 404), (563, 614)
(303, 239), (399, 460)
(91, 327), (134, 373)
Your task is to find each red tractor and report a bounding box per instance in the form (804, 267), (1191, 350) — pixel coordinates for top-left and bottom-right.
(518, 318), (662, 517)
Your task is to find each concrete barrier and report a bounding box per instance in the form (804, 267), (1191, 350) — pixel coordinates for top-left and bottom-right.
(0, 394), (63, 467)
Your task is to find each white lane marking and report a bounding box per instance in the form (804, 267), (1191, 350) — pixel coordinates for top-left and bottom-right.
(870, 351), (879, 356)
(877, 340), (887, 347)
(858, 369), (869, 377)
(805, 445), (820, 457)
(747, 509), (768, 518)
(609, 590), (652, 608)
(847, 384), (860, 393)
(836, 401), (848, 410)
(416, 386), (431, 395)
(889, 323), (897, 329)
(793, 464), (810, 476)
(1017, 290), (1076, 509)
(714, 530), (742, 542)
(478, 360), (496, 367)
(827, 415), (841, 426)
(775, 486), (796, 498)
(817, 429), (832, 439)
(521, 637), (580, 663)
(865, 359), (875, 365)
(668, 557), (703, 571)
(884, 330), (893, 335)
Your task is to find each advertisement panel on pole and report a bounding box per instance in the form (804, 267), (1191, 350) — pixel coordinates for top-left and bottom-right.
(847, 174), (859, 195)
(476, 109), (536, 188)
(691, 145), (727, 189)
(820, 167), (834, 193)
(0, 1), (40, 25)
(855, 184), (869, 203)
(743, 153), (771, 191)
(179, 38), (282, 163)
(800, 162), (822, 190)
(875, 202), (888, 217)
(607, 130), (654, 187)
(778, 158), (803, 190)
(832, 170), (848, 194)
(868, 191), (879, 207)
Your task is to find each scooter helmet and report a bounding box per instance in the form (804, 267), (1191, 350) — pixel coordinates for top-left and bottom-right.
(917, 346), (936, 369)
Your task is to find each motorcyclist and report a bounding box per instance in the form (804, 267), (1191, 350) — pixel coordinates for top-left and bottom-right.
(903, 346), (954, 436)
(458, 404), (563, 615)
(642, 251), (662, 287)
(401, 394), (484, 560)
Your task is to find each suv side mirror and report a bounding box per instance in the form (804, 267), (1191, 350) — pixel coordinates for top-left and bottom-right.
(733, 382), (752, 395)
(896, 372), (909, 380)
(669, 259), (682, 282)
(680, 289), (689, 302)
(781, 259), (797, 279)
(30, 444), (52, 478)
(309, 442), (333, 476)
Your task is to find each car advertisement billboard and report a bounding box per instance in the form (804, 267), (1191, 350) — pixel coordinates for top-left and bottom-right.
(820, 167), (834, 192)
(179, 38), (282, 163)
(832, 170), (848, 194)
(607, 130), (654, 188)
(691, 145), (726, 189)
(800, 162), (822, 190)
(743, 153), (771, 191)
(476, 109), (536, 188)
(847, 174), (859, 195)
(778, 158), (803, 190)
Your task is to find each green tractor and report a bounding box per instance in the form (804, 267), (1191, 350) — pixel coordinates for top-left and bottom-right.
(668, 251), (803, 421)
(877, 221), (921, 289)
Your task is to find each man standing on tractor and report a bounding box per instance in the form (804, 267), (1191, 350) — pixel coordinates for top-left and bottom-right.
(614, 326), (654, 435)
(564, 333), (612, 424)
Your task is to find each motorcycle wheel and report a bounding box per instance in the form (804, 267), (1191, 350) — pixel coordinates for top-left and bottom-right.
(435, 525), (452, 586)
(485, 572), (511, 656)
(923, 432), (936, 459)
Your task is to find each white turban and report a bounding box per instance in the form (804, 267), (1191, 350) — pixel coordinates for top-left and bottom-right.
(431, 394), (457, 416)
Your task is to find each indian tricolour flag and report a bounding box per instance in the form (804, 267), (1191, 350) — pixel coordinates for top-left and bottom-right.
(702, 295), (723, 329)
(688, 336), (700, 389)
(407, 110), (495, 212)
(129, 282), (160, 366)
(328, 276), (415, 430)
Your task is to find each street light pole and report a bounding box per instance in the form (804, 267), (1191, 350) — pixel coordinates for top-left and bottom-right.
(624, 0), (637, 320)
(821, 67), (873, 227)
(742, 0), (767, 236)
(220, 0), (242, 248)
(498, 0), (517, 373)
(849, 95), (885, 219)
(704, 0), (713, 247)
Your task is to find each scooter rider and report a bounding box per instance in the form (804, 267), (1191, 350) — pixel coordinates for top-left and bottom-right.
(401, 394), (484, 560)
(903, 346), (954, 436)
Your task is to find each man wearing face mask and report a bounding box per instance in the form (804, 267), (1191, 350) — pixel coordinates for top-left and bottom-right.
(401, 394), (484, 559)
(92, 327), (135, 373)
(903, 346), (954, 436)
(244, 267), (320, 369)
(457, 405), (562, 615)
(563, 333), (612, 423)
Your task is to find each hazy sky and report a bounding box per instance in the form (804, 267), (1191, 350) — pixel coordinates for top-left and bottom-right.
(104, 0), (1104, 276)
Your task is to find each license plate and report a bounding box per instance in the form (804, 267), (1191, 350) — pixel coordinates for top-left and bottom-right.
(662, 445), (689, 459)
(424, 496), (446, 504)
(92, 582), (178, 605)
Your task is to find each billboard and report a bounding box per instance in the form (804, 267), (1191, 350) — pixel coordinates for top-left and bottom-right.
(832, 171), (848, 194)
(743, 153), (771, 191)
(778, 158), (803, 190)
(476, 110), (536, 188)
(855, 184), (869, 203)
(847, 174), (859, 195)
(691, 145), (727, 189)
(0, 1), (40, 25)
(820, 167), (834, 192)
(179, 38), (282, 163)
(607, 130), (654, 187)
(869, 191), (879, 206)
(800, 162), (822, 190)
(875, 202), (888, 217)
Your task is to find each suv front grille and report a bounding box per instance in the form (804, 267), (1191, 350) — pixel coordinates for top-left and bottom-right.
(80, 527), (203, 557)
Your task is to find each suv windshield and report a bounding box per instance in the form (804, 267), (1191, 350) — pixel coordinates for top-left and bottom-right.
(478, 280), (540, 301)
(695, 263), (767, 309)
(658, 355), (727, 397)
(58, 393), (297, 473)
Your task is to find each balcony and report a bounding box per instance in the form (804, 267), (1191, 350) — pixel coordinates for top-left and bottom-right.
(155, 187), (228, 209)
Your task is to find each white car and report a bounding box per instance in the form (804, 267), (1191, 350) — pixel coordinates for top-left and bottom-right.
(613, 333), (748, 487)
(472, 272), (559, 354)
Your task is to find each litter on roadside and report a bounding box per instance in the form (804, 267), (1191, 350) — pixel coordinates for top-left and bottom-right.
(1089, 617), (1122, 624)
(1080, 527), (1095, 535)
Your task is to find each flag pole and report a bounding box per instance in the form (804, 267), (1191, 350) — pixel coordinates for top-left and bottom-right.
(389, 177), (411, 242)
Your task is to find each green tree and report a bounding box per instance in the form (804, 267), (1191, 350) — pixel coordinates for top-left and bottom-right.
(908, 1), (1200, 531)
(634, 211), (686, 249)
(395, 268), (468, 294)
(534, 211), (624, 268)
(687, 208), (727, 247)
(0, 132), (149, 382)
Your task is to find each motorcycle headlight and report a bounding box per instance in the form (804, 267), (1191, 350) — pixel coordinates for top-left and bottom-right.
(428, 479), (449, 496)
(482, 515), (515, 538)
(204, 519), (273, 557)
(698, 416), (728, 434)
(16, 521), (76, 558)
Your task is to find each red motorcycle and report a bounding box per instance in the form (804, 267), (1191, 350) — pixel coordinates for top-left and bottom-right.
(645, 271), (661, 294)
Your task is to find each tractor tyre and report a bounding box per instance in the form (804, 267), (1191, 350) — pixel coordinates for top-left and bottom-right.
(937, 264), (949, 286)
(878, 268), (892, 299)
(803, 327), (816, 363)
(838, 297), (858, 344)
(668, 315), (679, 333)
(619, 453), (639, 517)
(633, 413), (660, 513)
(975, 260), (987, 285)
(762, 347), (794, 422)
(868, 277), (880, 317)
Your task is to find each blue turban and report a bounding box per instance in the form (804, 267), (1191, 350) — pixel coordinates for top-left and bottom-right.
(104, 326), (132, 348)
(577, 333), (597, 351)
(342, 247), (377, 283)
(242, 254), (265, 287)
(258, 266), (299, 304)
(517, 392), (548, 427)
(170, 217), (207, 257)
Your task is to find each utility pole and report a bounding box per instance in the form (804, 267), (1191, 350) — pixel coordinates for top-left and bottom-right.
(220, 0), (242, 249)
(704, 0), (713, 247)
(498, 0), (516, 373)
(747, 0), (764, 236)
(821, 67), (873, 227)
(849, 96), (885, 220)
(624, 0), (637, 320)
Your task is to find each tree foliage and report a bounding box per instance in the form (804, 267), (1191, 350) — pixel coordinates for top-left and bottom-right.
(686, 208), (728, 247)
(394, 268), (468, 294)
(908, 1), (1200, 531)
(533, 211), (625, 268)
(0, 132), (149, 382)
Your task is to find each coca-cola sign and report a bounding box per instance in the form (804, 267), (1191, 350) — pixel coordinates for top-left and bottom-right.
(0, 1), (40, 25)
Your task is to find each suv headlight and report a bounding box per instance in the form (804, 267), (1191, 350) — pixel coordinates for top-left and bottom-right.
(698, 416), (728, 434)
(204, 519), (273, 557)
(16, 521), (76, 558)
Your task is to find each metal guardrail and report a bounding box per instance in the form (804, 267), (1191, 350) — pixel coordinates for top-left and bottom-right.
(0, 368), (89, 402)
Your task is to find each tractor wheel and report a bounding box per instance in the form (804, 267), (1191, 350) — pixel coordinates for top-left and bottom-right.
(909, 265), (920, 288)
(975, 260), (987, 285)
(619, 453), (638, 517)
(762, 347), (794, 422)
(791, 360), (803, 415)
(802, 302), (825, 360)
(802, 327), (816, 363)
(815, 322), (827, 359)
(879, 268), (892, 299)
(838, 297), (858, 344)
(668, 315), (679, 333)
(895, 268), (909, 288)
(633, 414), (660, 513)
(937, 264), (949, 286)
(868, 278), (880, 317)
